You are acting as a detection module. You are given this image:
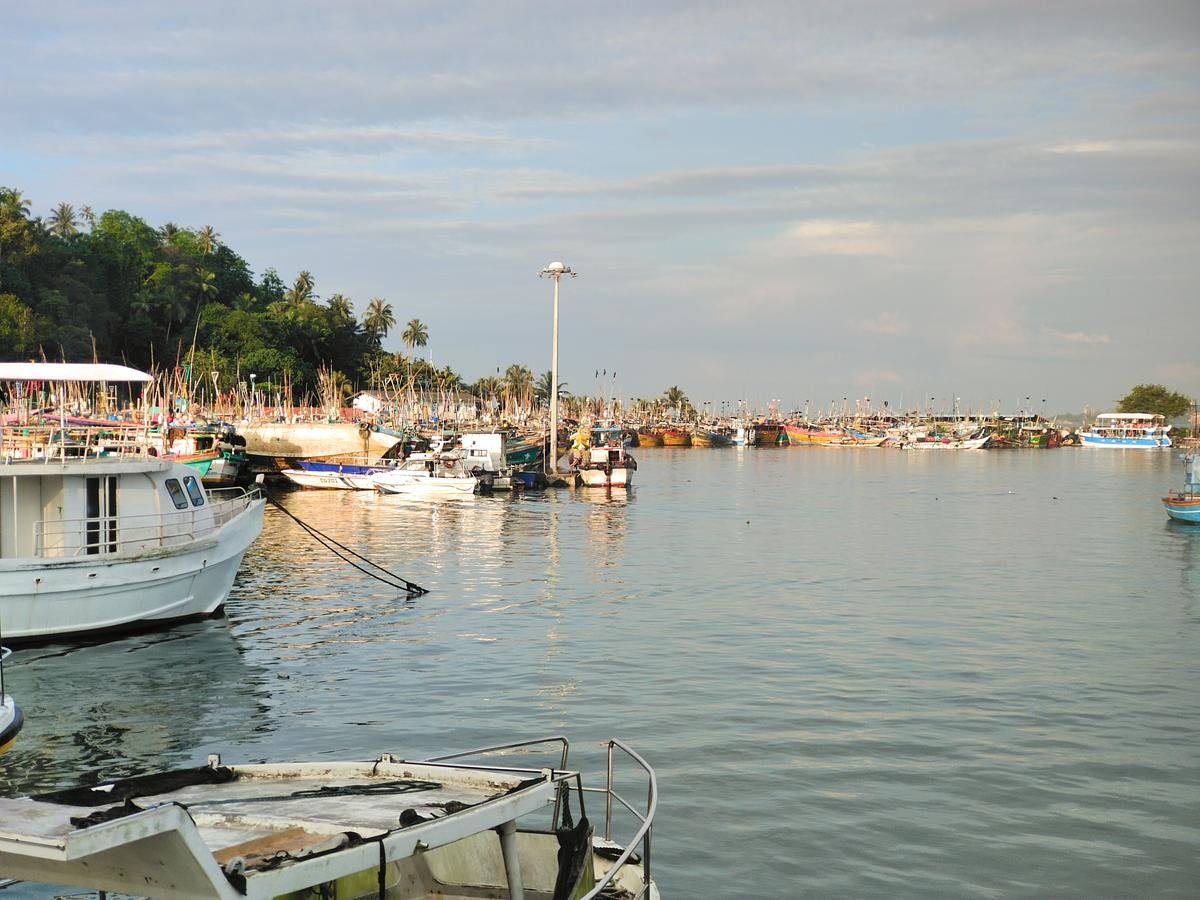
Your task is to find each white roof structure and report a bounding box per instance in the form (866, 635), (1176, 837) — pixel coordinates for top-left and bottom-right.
(0, 362), (152, 383)
(1096, 412), (1163, 420)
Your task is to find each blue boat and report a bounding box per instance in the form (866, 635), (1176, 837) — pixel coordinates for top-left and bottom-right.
(1079, 412), (1171, 448)
(1163, 450), (1200, 523)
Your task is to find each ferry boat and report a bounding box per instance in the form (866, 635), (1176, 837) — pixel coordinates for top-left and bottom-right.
(1163, 450), (1200, 523)
(0, 363), (265, 645)
(0, 736), (658, 899)
(1079, 412), (1171, 449)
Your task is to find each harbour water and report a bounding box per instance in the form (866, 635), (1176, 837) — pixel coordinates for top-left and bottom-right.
(2, 447), (1198, 897)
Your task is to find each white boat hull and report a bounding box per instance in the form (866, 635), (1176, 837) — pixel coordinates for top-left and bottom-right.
(0, 498), (265, 643)
(280, 469), (376, 490)
(578, 467), (632, 487)
(375, 476), (478, 496)
(903, 436), (991, 450)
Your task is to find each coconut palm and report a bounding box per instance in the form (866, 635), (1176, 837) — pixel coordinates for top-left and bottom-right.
(503, 364), (534, 419)
(327, 293), (354, 325)
(79, 205), (96, 231)
(402, 318), (428, 352)
(160, 222), (181, 245)
(535, 370), (568, 406)
(663, 385), (689, 419)
(286, 271), (316, 306)
(197, 225), (219, 255)
(48, 203), (78, 237)
(363, 298), (395, 342)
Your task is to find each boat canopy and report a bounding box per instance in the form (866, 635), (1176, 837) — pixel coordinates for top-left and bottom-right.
(1095, 412), (1164, 421)
(0, 362), (152, 383)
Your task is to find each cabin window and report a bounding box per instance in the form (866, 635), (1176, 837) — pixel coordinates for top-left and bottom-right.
(85, 476), (118, 554)
(165, 478), (189, 510)
(183, 474), (205, 507)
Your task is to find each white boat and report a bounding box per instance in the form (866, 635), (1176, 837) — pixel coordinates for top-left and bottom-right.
(0, 648), (22, 756)
(902, 430), (992, 450)
(0, 736), (659, 900)
(460, 432), (518, 490)
(1079, 412), (1172, 448)
(0, 363), (266, 645)
(372, 453), (479, 496)
(577, 444), (637, 487)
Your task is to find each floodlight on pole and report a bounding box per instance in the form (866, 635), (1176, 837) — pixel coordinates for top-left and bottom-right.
(539, 262), (576, 476)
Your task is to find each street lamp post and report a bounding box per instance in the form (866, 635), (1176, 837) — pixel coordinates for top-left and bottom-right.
(540, 262), (575, 476)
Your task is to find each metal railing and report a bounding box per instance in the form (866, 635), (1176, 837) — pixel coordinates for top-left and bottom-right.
(32, 489), (258, 558)
(420, 735), (657, 899)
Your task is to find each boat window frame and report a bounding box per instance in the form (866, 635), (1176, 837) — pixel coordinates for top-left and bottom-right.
(164, 477), (189, 510)
(182, 474), (206, 507)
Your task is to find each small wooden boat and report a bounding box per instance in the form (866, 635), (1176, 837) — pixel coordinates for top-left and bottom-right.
(753, 422), (784, 445)
(1163, 450), (1200, 523)
(0, 736), (658, 899)
(691, 428), (732, 448)
(783, 423), (844, 445)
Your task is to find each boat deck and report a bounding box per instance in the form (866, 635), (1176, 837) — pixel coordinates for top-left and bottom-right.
(0, 756), (569, 899)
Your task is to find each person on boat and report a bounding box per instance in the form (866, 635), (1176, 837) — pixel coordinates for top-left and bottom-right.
(569, 426), (591, 467)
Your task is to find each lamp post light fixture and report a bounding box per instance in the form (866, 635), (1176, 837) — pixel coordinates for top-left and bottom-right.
(539, 262), (576, 476)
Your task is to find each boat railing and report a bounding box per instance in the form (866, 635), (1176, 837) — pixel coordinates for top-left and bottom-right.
(421, 735), (657, 899)
(32, 490), (258, 558)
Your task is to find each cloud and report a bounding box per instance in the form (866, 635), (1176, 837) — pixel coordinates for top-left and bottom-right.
(773, 221), (894, 257)
(1039, 327), (1112, 345)
(850, 312), (910, 335)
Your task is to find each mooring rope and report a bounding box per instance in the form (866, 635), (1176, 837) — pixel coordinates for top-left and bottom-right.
(262, 489), (428, 596)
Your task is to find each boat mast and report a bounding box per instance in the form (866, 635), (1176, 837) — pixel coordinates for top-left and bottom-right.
(540, 261), (575, 476)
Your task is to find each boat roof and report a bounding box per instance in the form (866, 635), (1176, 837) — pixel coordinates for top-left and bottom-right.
(0, 362), (152, 383)
(1096, 412), (1163, 420)
(0, 755), (563, 899)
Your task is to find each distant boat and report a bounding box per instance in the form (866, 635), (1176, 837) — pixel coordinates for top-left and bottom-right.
(578, 444), (638, 487)
(661, 427), (691, 447)
(753, 422), (785, 445)
(280, 458), (393, 490)
(692, 428), (732, 448)
(1163, 450), (1200, 523)
(637, 427), (664, 447)
(372, 452), (478, 496)
(1079, 413), (1171, 449)
(783, 423), (844, 445)
(903, 432), (991, 450)
(240, 421), (406, 471)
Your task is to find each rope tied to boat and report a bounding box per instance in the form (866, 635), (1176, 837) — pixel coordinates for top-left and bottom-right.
(262, 489), (428, 596)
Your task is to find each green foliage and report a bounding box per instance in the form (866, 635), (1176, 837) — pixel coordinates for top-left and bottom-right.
(0, 186), (461, 402)
(1116, 384), (1193, 420)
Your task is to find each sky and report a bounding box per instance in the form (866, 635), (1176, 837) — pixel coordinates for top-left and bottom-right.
(2, 1), (1198, 414)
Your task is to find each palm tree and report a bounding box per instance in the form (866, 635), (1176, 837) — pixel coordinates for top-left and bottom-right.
(663, 385), (689, 420)
(503, 364), (534, 419)
(197, 225), (219, 255)
(402, 318), (428, 352)
(286, 271), (316, 306)
(327, 293), (354, 325)
(535, 370), (568, 406)
(363, 297), (395, 342)
(49, 203), (79, 237)
(79, 205), (96, 231)
(160, 222), (181, 246)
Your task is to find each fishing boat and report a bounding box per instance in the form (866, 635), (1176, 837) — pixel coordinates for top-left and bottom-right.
(0, 647), (21, 756)
(1079, 413), (1172, 448)
(902, 431), (992, 450)
(782, 423), (844, 445)
(691, 428), (732, 448)
(0, 735), (658, 900)
(461, 432), (519, 490)
(636, 427), (663, 447)
(752, 422), (784, 445)
(577, 443), (637, 488)
(0, 363), (266, 645)
(660, 427), (691, 447)
(1163, 450), (1200, 523)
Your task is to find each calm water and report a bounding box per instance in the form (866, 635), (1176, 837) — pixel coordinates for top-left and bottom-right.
(3, 447), (1199, 897)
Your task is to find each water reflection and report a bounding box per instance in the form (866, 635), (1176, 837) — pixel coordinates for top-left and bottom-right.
(0, 622), (269, 794)
(579, 487), (629, 570)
